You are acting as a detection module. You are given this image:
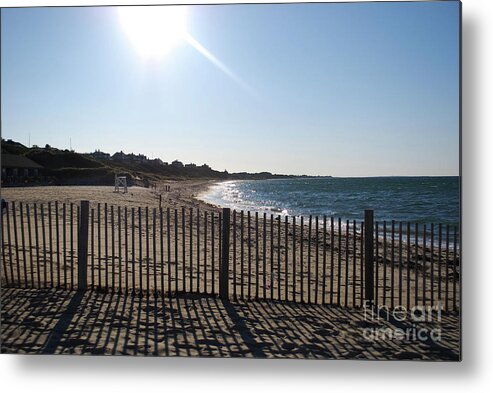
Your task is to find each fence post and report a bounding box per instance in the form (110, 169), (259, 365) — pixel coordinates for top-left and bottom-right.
(220, 208), (231, 300)
(77, 200), (90, 291)
(364, 209), (374, 307)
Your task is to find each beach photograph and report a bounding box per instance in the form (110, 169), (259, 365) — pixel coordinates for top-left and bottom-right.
(1, 1), (461, 360)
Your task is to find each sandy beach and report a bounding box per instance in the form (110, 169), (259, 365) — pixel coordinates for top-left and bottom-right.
(1, 180), (219, 211)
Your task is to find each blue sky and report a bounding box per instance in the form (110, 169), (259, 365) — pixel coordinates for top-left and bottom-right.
(1, 2), (460, 176)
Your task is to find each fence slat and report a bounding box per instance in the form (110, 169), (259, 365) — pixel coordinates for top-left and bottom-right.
(12, 202), (21, 286)
(414, 223), (419, 307)
(453, 227), (458, 311)
(390, 220), (395, 308)
(308, 216), (312, 304)
(285, 216), (289, 302)
(97, 204), (101, 289)
(153, 208), (158, 294)
(182, 207), (186, 293)
(34, 203), (40, 288)
(300, 216), (304, 303)
(315, 216), (319, 304)
(139, 207), (143, 293)
(174, 209), (178, 294)
(438, 223), (442, 304)
(204, 212), (209, 293)
(329, 217), (334, 304)
(445, 224), (450, 311)
(119, 206), (123, 292)
(270, 215), (274, 300)
(430, 223), (434, 307)
(27, 204), (34, 287)
(162, 208), (166, 294)
(359, 221), (364, 307)
(399, 221), (403, 306)
(204, 211), (208, 294)
(188, 208), (193, 294)
(110, 205), (115, 290)
(196, 208), (200, 293)
(382, 221), (387, 305)
(233, 210), (237, 300)
(422, 224), (427, 307)
(220, 208), (230, 300)
(255, 212), (259, 300)
(337, 217), (341, 305)
(353, 220), (356, 307)
(41, 204), (48, 287)
(2, 204), (11, 287)
(167, 208), (171, 296)
(292, 216), (296, 302)
(104, 204), (108, 290)
(55, 202), (60, 287)
(277, 215), (281, 301)
(406, 222), (411, 310)
(20, 203), (28, 287)
(322, 216), (327, 304)
(71, 204), (75, 290)
(241, 211), (245, 299)
(262, 213), (267, 300)
(248, 211), (251, 299)
(364, 210), (374, 306)
(91, 208), (94, 288)
(144, 208), (151, 294)
(48, 202), (53, 286)
(77, 200), (89, 291)
(131, 207), (135, 294)
(374, 221), (379, 306)
(345, 219), (349, 307)
(125, 207), (129, 291)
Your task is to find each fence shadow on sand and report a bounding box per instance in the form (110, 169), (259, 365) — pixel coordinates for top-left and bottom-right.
(1, 288), (459, 360)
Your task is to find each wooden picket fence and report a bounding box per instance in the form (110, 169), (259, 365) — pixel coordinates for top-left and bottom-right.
(0, 200), (460, 311)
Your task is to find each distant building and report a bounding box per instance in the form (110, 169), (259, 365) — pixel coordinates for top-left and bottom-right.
(171, 160), (184, 168)
(112, 151), (127, 161)
(185, 163), (197, 168)
(150, 158), (165, 165)
(90, 149), (111, 160)
(1, 153), (43, 185)
(133, 153), (148, 163)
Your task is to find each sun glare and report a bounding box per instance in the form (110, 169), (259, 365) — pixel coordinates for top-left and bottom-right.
(118, 6), (188, 60)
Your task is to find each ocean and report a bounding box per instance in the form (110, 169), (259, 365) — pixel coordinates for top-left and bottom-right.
(198, 177), (460, 227)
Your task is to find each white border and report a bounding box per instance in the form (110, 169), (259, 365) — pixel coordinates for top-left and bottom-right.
(2, 0), (492, 391)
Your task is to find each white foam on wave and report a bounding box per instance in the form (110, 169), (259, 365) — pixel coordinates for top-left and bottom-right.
(197, 180), (290, 216)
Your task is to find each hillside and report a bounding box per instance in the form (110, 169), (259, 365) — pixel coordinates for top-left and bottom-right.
(1, 139), (301, 186)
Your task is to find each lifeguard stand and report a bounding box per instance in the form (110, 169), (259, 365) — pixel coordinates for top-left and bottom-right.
(114, 174), (128, 193)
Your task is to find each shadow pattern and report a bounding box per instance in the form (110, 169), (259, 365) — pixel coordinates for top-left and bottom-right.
(0, 288), (459, 360)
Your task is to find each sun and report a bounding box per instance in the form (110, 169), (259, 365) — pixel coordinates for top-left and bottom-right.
(118, 6), (188, 60)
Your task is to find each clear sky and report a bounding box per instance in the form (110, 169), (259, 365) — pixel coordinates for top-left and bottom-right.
(1, 1), (460, 176)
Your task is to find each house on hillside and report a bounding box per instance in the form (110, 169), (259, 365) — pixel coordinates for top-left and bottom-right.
(171, 160), (184, 168)
(90, 149), (111, 160)
(112, 151), (127, 161)
(1, 153), (43, 185)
